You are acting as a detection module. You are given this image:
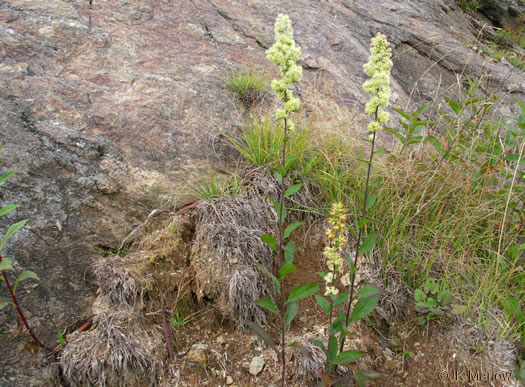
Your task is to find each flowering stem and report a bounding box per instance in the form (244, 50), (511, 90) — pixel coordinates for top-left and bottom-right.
(340, 128), (377, 354)
(277, 92), (288, 387)
(0, 254), (53, 353)
(265, 14), (302, 385)
(326, 296), (334, 373)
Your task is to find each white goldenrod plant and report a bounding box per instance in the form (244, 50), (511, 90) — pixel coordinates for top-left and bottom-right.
(252, 14), (320, 387)
(312, 32), (392, 385)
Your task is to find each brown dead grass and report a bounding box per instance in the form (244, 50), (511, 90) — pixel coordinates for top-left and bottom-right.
(59, 310), (165, 387)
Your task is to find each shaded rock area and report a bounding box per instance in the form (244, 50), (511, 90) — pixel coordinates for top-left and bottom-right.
(0, 0), (523, 384)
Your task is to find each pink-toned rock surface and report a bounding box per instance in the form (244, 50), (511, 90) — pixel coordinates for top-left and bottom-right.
(0, 0), (523, 383)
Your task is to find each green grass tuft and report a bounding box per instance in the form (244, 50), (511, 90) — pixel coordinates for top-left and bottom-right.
(225, 69), (269, 108)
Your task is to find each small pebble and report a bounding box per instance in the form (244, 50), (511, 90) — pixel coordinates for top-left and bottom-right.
(249, 356), (265, 376)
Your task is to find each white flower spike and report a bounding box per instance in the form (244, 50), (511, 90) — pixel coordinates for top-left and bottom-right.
(363, 32), (393, 133)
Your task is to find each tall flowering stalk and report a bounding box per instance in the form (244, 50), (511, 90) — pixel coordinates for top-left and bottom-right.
(266, 14), (302, 133)
(252, 15), (319, 387)
(310, 33), (391, 385)
(340, 32), (392, 351)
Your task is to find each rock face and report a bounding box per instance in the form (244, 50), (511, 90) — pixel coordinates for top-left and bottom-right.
(0, 0), (523, 384)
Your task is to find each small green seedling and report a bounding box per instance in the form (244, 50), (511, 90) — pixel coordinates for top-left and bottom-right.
(57, 330), (67, 346)
(414, 278), (452, 325)
(169, 309), (192, 328)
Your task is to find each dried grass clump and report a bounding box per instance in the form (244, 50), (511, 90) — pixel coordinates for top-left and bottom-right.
(93, 256), (148, 309)
(60, 310), (165, 386)
(450, 320), (518, 376)
(290, 340), (326, 381)
(228, 265), (274, 327)
(191, 169), (285, 326)
(190, 167), (320, 327)
(192, 196), (275, 326)
(287, 331), (351, 383)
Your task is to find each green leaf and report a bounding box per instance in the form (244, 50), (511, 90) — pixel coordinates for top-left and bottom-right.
(315, 295), (331, 314)
(333, 292), (349, 306)
(392, 107), (411, 120)
(354, 370), (366, 387)
(347, 224), (358, 238)
(424, 279), (438, 294)
(284, 301), (298, 328)
(287, 282), (319, 304)
(359, 232), (377, 255)
(14, 270), (39, 293)
(445, 97), (461, 115)
(426, 135), (444, 154)
(327, 334), (338, 370)
(365, 193), (376, 211)
(406, 136), (424, 146)
(518, 112), (525, 130)
(427, 297), (437, 308)
(256, 297), (278, 314)
(501, 295), (522, 323)
(283, 222), (303, 240)
(260, 234), (277, 252)
(0, 205), (19, 217)
(357, 285), (382, 299)
(284, 240), (295, 265)
(257, 264), (280, 295)
(349, 294), (379, 324)
(0, 170), (15, 185)
(414, 289), (426, 303)
(0, 298), (10, 310)
(505, 153), (520, 162)
(284, 183), (302, 198)
(374, 148), (387, 155)
(384, 128), (406, 144)
(285, 155), (298, 171)
(359, 218), (373, 228)
(0, 219), (28, 252)
(279, 206), (287, 225)
(437, 289), (452, 307)
(309, 338), (326, 351)
(273, 171), (283, 184)
(246, 321), (280, 358)
(279, 263), (296, 280)
(267, 195), (280, 215)
(0, 257), (14, 272)
(361, 370), (381, 378)
(334, 350), (364, 365)
(331, 312), (346, 333)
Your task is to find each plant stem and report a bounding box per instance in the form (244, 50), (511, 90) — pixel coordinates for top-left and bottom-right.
(277, 92), (288, 387)
(0, 254), (53, 353)
(326, 297), (334, 373)
(339, 129), (377, 353)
